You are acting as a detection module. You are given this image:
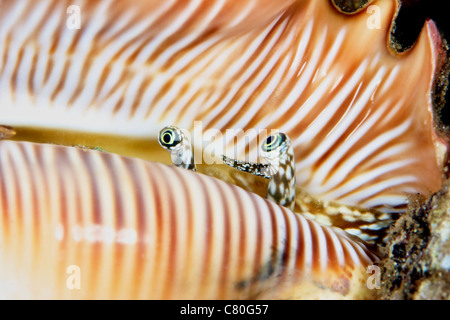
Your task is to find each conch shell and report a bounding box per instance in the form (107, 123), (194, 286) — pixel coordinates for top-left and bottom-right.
(0, 140), (378, 299)
(0, 0), (447, 215)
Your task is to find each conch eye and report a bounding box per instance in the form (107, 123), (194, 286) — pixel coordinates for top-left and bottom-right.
(159, 127), (182, 149)
(262, 133), (286, 152)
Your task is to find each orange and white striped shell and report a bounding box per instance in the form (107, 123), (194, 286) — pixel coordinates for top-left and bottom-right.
(0, 0), (447, 215)
(0, 140), (378, 299)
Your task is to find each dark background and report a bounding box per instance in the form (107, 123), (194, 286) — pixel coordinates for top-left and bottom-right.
(394, 0), (450, 127)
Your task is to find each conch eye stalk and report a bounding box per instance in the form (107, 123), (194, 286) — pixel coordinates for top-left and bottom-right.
(158, 125), (196, 171)
(0, 139), (378, 299)
(223, 132), (296, 211)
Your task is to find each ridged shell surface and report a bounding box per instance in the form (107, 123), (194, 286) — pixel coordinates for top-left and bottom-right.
(0, 0), (446, 213)
(0, 140), (378, 299)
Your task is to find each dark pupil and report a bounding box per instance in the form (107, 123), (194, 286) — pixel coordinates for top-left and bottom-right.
(163, 132), (172, 144)
(265, 134), (277, 151)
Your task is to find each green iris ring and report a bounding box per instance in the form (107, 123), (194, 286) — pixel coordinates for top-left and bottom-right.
(163, 131), (175, 144)
(263, 133), (285, 152)
(262, 133), (288, 152)
(265, 135), (278, 151)
(159, 128), (181, 148)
